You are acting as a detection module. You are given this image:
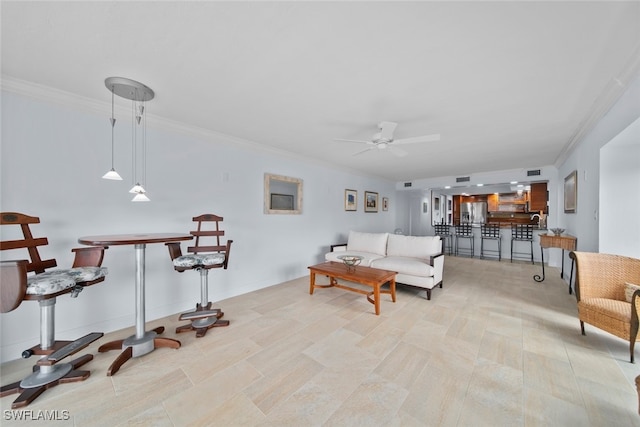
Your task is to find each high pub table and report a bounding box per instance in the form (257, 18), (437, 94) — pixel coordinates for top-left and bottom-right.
(78, 233), (192, 375)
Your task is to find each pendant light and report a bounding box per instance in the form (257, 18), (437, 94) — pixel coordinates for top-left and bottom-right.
(103, 77), (154, 201)
(101, 86), (122, 180)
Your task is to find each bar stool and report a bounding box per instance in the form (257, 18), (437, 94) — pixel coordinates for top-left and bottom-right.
(480, 223), (502, 261)
(434, 224), (453, 255)
(166, 214), (232, 337)
(510, 224), (534, 263)
(454, 224), (474, 257)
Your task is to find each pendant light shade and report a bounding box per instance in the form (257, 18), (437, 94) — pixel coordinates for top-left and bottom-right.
(102, 168), (122, 180)
(131, 192), (150, 202)
(102, 88), (123, 180)
(103, 77), (154, 201)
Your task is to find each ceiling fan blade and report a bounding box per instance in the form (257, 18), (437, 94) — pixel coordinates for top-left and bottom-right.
(334, 138), (372, 144)
(379, 121), (397, 141)
(352, 146), (375, 156)
(393, 133), (441, 145)
(387, 145), (408, 157)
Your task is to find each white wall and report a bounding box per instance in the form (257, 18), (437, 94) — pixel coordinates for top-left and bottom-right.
(599, 117), (640, 257)
(0, 90), (397, 362)
(557, 74), (640, 263)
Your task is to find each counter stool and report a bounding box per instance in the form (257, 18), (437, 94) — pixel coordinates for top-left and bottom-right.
(166, 214), (232, 338)
(454, 224), (474, 257)
(510, 224), (534, 263)
(434, 224), (453, 255)
(480, 224), (502, 261)
(0, 212), (108, 409)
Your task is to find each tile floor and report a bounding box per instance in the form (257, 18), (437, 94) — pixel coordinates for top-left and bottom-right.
(1, 256), (639, 426)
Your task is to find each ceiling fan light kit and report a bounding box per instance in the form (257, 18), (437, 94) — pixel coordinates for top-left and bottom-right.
(335, 121), (440, 157)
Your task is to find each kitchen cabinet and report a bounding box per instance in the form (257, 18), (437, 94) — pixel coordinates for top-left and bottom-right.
(487, 194), (499, 212)
(529, 182), (548, 212)
(497, 193), (527, 212)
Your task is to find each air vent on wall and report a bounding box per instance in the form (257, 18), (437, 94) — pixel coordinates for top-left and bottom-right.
(456, 176), (470, 183)
(527, 169), (541, 176)
(404, 182), (412, 187)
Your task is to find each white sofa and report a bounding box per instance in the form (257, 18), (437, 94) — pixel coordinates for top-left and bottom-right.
(325, 231), (445, 300)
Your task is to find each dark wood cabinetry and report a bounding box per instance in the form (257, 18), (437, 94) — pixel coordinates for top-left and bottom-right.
(487, 194), (499, 212)
(529, 182), (548, 213)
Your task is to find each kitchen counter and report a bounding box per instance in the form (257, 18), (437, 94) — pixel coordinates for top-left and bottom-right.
(466, 223), (545, 230)
(443, 225), (547, 261)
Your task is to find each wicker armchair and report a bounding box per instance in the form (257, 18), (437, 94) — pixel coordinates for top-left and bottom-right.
(570, 251), (640, 363)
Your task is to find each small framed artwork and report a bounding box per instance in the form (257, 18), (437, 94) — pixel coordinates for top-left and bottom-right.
(564, 170), (577, 213)
(345, 189), (357, 211)
(365, 191), (378, 213)
(382, 197), (389, 211)
(423, 201), (429, 213)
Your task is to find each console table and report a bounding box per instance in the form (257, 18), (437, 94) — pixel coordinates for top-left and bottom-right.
(78, 233), (192, 375)
(533, 233), (577, 294)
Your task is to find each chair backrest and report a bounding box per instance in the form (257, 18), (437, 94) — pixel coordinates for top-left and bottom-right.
(455, 224), (473, 237)
(571, 251), (640, 301)
(1, 212), (57, 274)
(0, 260), (28, 313)
(187, 214), (232, 268)
(481, 224), (501, 238)
(511, 224), (533, 240)
(434, 224), (451, 236)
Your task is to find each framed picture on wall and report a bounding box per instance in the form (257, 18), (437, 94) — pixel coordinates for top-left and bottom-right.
(564, 170), (577, 213)
(345, 189), (357, 211)
(365, 191), (378, 212)
(382, 197), (389, 211)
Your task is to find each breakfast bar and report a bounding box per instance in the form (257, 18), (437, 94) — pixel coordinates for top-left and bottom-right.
(78, 233), (192, 375)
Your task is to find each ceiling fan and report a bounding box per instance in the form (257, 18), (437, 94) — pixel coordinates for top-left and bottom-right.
(335, 121), (440, 157)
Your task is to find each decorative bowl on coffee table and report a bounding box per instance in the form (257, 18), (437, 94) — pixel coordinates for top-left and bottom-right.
(550, 228), (565, 236)
(337, 255), (363, 271)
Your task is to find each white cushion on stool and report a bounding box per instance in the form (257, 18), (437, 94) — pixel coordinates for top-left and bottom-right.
(173, 253), (226, 268)
(26, 267), (108, 295)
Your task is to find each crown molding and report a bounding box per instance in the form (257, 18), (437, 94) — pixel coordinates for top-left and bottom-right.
(1, 76), (108, 116)
(1, 76), (382, 181)
(555, 43), (640, 167)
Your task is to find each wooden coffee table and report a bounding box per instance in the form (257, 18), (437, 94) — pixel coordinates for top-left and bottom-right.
(308, 261), (397, 315)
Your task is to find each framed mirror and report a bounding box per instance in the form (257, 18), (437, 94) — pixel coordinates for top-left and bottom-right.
(264, 173), (303, 214)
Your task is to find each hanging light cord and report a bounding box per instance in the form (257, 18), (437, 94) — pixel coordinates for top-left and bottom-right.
(131, 96), (136, 187)
(143, 100), (147, 189)
(110, 87), (115, 168)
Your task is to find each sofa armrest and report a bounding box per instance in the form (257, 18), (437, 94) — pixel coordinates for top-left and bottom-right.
(330, 243), (347, 252)
(430, 253), (444, 286)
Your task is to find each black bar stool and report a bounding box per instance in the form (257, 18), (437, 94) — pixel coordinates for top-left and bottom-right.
(480, 223), (502, 261)
(454, 224), (474, 257)
(510, 224), (534, 263)
(434, 224), (453, 255)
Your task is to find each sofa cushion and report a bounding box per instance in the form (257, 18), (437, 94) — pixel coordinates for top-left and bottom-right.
(371, 256), (434, 278)
(386, 234), (441, 259)
(347, 231), (388, 256)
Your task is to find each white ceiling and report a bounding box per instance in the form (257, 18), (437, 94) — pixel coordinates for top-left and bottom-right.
(2, 1), (639, 182)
